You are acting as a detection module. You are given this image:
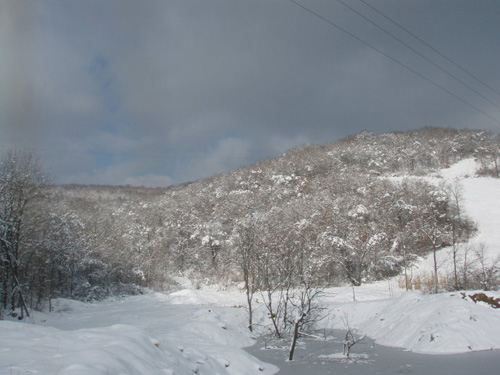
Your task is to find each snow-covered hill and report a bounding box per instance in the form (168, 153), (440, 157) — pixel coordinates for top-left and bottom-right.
(1, 159), (500, 374)
(326, 159), (500, 354)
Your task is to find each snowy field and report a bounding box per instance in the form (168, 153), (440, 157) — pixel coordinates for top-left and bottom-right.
(2, 159), (500, 374)
(0, 290), (278, 375)
(2, 283), (500, 375)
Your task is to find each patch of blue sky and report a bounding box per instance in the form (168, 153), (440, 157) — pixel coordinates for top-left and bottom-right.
(90, 148), (116, 168)
(87, 54), (122, 119)
(87, 55), (112, 89)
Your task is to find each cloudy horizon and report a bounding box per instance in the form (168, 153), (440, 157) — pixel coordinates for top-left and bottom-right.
(2, 0), (499, 187)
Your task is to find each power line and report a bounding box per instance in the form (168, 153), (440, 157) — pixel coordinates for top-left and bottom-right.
(334, 0), (500, 111)
(358, 0), (500, 100)
(287, 0), (500, 125)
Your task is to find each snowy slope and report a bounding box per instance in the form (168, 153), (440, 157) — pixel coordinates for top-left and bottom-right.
(461, 177), (500, 260)
(410, 159), (500, 277)
(442, 158), (500, 262)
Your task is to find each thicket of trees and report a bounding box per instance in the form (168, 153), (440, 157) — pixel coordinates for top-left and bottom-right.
(0, 152), (143, 319)
(1, 127), (499, 320)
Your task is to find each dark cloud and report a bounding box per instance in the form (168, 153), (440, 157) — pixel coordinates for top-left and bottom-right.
(1, 0), (499, 186)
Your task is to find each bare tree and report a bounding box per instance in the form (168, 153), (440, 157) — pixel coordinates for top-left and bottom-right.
(419, 219), (445, 294)
(473, 243), (500, 291)
(461, 243), (474, 289)
(341, 314), (366, 358)
(288, 283), (325, 360)
(234, 219), (260, 332)
(257, 231), (294, 339)
(447, 181), (477, 290)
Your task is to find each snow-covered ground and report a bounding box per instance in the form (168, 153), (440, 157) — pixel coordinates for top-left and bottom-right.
(0, 291), (278, 375)
(1, 159), (500, 374)
(326, 288), (500, 354)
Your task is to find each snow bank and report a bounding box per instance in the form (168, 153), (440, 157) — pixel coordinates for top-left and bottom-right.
(0, 293), (278, 375)
(1, 322), (179, 375)
(327, 290), (500, 354)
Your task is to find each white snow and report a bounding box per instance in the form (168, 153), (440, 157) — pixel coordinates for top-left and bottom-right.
(410, 159), (500, 277)
(0, 293), (278, 375)
(461, 177), (500, 260)
(325, 289), (500, 354)
(439, 158), (479, 179)
(2, 158), (500, 374)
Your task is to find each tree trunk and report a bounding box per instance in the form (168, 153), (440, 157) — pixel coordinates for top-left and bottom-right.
(453, 245), (459, 290)
(433, 245), (439, 294)
(404, 247), (409, 291)
(1, 264), (8, 310)
(245, 278), (253, 332)
(288, 315), (304, 361)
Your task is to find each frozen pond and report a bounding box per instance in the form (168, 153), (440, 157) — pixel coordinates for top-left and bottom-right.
(246, 330), (500, 375)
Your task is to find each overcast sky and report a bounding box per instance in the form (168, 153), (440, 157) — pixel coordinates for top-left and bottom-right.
(1, 0), (500, 187)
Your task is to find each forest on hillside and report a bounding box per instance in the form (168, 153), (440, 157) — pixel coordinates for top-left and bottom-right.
(1, 127), (499, 319)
